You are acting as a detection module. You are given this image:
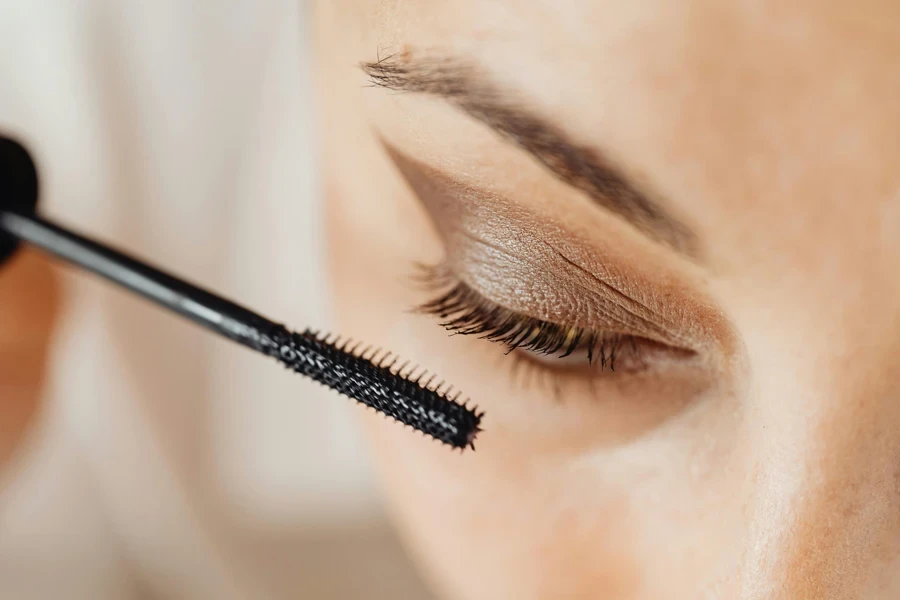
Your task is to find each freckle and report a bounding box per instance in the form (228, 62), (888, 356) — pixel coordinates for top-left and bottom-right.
(400, 44), (412, 62)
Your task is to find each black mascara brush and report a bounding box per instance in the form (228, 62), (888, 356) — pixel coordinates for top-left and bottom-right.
(0, 135), (482, 450)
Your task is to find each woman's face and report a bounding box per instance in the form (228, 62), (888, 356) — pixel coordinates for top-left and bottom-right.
(317, 2), (900, 598)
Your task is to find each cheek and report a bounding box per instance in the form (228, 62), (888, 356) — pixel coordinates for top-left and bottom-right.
(361, 419), (644, 600)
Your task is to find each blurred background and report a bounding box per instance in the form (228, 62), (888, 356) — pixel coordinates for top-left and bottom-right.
(0, 1), (432, 598)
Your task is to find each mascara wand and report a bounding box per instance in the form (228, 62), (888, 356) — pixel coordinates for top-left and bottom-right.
(0, 134), (482, 450)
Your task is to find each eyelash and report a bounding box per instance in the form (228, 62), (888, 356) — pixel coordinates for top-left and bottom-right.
(415, 265), (636, 372)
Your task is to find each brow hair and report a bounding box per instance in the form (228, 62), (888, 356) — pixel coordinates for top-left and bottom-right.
(362, 53), (698, 256)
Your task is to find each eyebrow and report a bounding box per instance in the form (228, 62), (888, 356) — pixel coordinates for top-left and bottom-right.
(363, 53), (698, 256)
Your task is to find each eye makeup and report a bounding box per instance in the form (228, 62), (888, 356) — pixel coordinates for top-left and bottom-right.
(416, 263), (684, 374)
(385, 144), (726, 359)
(367, 134), (745, 419)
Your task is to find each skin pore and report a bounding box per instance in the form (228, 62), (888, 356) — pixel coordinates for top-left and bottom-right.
(316, 1), (900, 598)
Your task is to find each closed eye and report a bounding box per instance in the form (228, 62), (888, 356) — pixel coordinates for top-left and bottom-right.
(415, 263), (696, 375)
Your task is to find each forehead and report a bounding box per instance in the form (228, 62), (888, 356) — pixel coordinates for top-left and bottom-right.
(368, 0), (900, 270)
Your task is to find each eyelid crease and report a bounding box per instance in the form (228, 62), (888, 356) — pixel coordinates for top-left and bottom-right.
(541, 240), (657, 316)
(538, 239), (674, 338)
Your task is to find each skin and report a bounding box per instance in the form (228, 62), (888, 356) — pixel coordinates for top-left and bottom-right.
(316, 1), (900, 599)
(0, 2), (894, 597)
(0, 249), (58, 474)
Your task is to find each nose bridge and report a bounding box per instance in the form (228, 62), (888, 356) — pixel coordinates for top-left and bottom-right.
(739, 306), (900, 598)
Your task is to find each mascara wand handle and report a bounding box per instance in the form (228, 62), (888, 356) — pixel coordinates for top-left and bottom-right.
(0, 209), (281, 355)
(0, 133), (281, 358)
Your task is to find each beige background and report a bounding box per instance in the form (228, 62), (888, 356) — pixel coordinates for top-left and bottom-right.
(0, 1), (430, 597)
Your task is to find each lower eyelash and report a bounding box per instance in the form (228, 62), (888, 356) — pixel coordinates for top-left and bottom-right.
(414, 264), (628, 371)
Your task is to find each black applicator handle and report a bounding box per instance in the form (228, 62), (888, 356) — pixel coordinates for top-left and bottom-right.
(0, 209), (279, 346)
(0, 134), (278, 350)
(0, 134), (481, 450)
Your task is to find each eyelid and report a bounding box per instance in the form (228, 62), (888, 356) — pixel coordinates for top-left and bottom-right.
(386, 142), (727, 354)
(415, 263), (693, 373)
(447, 228), (693, 350)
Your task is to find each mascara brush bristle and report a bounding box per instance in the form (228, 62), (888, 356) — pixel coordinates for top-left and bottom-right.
(257, 325), (482, 450)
